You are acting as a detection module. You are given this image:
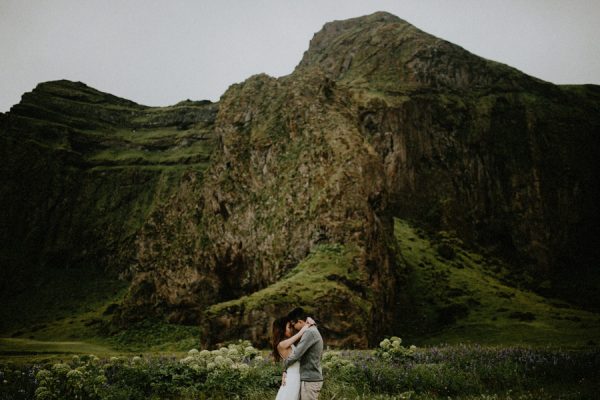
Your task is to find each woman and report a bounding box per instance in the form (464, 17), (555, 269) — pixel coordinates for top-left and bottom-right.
(271, 316), (316, 400)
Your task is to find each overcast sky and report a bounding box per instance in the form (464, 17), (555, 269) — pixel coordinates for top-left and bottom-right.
(1, 0), (599, 112)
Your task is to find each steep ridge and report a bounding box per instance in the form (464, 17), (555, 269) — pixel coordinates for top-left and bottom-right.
(296, 11), (540, 92)
(197, 71), (397, 346)
(296, 11), (600, 305)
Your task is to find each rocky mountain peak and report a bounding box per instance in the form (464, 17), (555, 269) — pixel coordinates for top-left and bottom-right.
(296, 11), (542, 92)
(24, 79), (141, 108)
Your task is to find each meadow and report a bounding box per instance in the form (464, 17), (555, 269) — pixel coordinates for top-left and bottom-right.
(1, 337), (599, 400)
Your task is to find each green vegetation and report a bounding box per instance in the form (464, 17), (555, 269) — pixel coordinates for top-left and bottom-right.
(0, 267), (127, 338)
(210, 243), (368, 314)
(86, 127), (214, 166)
(0, 80), (218, 355)
(106, 320), (201, 353)
(207, 244), (372, 338)
(3, 218), (598, 361)
(2, 340), (598, 399)
(393, 218), (600, 346)
(0, 338), (112, 357)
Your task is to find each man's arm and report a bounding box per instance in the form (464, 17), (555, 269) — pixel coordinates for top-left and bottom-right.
(283, 330), (317, 369)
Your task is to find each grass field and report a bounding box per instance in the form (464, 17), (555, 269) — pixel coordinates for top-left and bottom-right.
(393, 218), (600, 347)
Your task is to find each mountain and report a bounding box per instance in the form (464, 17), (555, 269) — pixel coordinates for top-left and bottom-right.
(1, 12), (599, 348)
(0, 80), (217, 332)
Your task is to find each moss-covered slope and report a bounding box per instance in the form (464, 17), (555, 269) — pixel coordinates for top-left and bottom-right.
(0, 80), (218, 333)
(393, 218), (600, 346)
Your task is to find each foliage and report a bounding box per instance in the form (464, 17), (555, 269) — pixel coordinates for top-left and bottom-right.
(1, 343), (599, 399)
(375, 336), (417, 362)
(392, 218), (600, 346)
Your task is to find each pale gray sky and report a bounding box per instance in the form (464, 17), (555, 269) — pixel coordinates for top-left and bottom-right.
(1, 0), (599, 112)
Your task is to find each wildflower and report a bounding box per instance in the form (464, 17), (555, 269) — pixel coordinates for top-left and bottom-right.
(66, 369), (84, 380)
(223, 357), (234, 367)
(188, 349), (199, 355)
(180, 356), (194, 365)
(34, 386), (52, 400)
(200, 350), (211, 357)
(244, 346), (259, 357)
(227, 348), (240, 357)
(35, 369), (52, 384)
(131, 356), (143, 364)
(51, 363), (70, 376)
(190, 363), (203, 372)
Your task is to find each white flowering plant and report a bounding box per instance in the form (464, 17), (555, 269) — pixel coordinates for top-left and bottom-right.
(375, 336), (417, 362)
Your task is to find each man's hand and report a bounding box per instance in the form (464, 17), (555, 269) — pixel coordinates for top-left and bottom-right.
(281, 371), (287, 386)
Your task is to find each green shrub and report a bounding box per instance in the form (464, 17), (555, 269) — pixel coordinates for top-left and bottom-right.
(1, 343), (598, 399)
(375, 336), (417, 362)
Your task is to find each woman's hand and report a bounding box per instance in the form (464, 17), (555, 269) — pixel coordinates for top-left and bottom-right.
(281, 371), (287, 386)
(299, 323), (310, 334)
(299, 317), (316, 334)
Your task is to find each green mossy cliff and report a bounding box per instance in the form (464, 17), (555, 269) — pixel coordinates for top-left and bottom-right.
(0, 80), (218, 331)
(296, 12), (600, 306)
(1, 12), (599, 347)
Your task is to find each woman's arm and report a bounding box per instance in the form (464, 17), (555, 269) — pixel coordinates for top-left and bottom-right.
(276, 318), (316, 352)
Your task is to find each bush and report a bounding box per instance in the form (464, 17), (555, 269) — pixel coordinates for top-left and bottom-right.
(375, 336), (417, 362)
(1, 342), (598, 399)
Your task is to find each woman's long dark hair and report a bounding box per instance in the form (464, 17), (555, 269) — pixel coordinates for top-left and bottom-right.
(271, 317), (288, 362)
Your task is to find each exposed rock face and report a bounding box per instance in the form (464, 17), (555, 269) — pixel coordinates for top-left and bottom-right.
(199, 71), (397, 346)
(2, 12), (599, 346)
(297, 12), (536, 91)
(197, 12), (599, 345)
(297, 12), (600, 291)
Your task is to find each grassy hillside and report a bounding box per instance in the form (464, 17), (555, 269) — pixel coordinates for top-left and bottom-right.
(393, 218), (600, 347)
(0, 81), (217, 352)
(2, 218), (598, 364)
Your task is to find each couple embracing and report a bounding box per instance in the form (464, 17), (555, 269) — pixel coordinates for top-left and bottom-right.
(271, 307), (324, 400)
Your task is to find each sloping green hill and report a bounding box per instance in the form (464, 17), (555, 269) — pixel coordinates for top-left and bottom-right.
(393, 218), (600, 346)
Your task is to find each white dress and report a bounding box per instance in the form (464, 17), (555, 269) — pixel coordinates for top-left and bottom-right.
(275, 344), (301, 400)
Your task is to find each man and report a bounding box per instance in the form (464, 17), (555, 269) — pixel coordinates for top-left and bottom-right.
(283, 307), (324, 400)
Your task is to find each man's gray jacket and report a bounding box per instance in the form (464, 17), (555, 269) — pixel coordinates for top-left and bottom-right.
(283, 326), (323, 381)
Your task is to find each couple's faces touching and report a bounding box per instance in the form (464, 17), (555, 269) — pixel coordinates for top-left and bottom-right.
(284, 320), (306, 338)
